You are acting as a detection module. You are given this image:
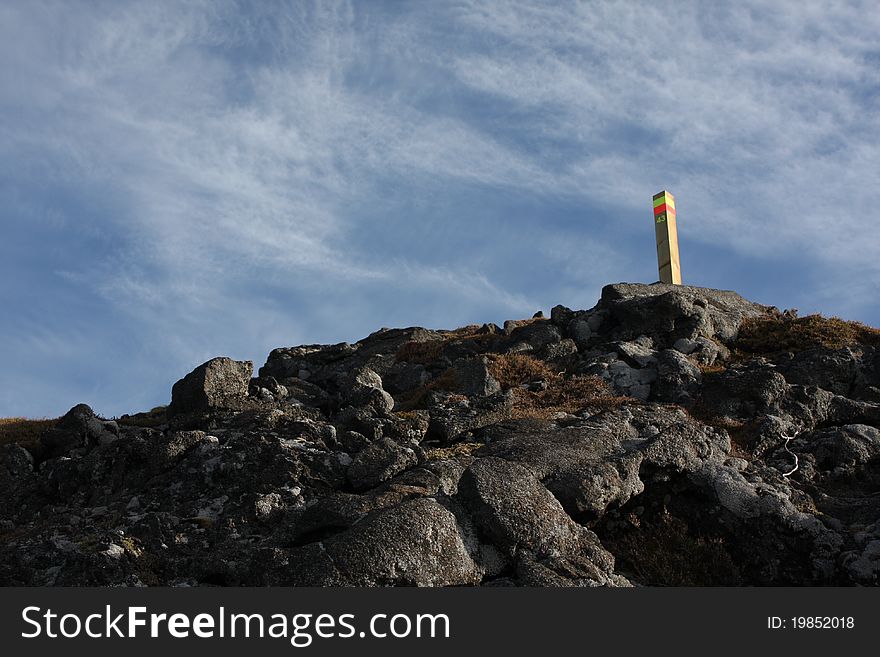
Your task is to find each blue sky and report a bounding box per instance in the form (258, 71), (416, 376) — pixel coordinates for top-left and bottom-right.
(1, 0), (878, 418)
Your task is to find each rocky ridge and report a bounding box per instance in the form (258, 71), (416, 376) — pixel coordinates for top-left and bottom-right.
(1, 282), (879, 586)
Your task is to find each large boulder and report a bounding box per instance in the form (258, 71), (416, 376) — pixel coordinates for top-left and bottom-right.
(457, 457), (625, 586)
(278, 498), (483, 586)
(591, 282), (768, 348)
(168, 357), (253, 416)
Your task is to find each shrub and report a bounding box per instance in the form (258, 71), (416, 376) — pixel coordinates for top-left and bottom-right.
(736, 313), (880, 354)
(511, 374), (629, 419)
(486, 353), (555, 389)
(603, 511), (741, 585)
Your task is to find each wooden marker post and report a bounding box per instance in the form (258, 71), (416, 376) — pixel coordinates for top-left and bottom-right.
(653, 190), (682, 285)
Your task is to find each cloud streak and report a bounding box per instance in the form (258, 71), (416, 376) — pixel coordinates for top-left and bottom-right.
(1, 0), (877, 417)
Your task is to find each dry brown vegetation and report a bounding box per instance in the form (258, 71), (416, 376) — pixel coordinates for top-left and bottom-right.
(396, 321), (534, 366)
(394, 340), (446, 365)
(736, 313), (880, 354)
(486, 353), (555, 389)
(510, 375), (629, 419)
(0, 417), (55, 449)
(424, 442), (484, 460)
(604, 511), (741, 585)
(487, 353), (628, 419)
(117, 406), (167, 428)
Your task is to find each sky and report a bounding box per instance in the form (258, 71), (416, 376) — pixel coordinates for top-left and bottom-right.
(1, 0), (879, 419)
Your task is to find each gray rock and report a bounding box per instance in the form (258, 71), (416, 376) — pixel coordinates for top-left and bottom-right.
(169, 357), (253, 416)
(453, 357), (501, 397)
(692, 337), (730, 366)
(615, 336), (657, 367)
(427, 390), (515, 443)
(346, 437), (418, 491)
(506, 321), (562, 350)
(802, 424), (880, 472)
(540, 338), (578, 362)
(280, 498), (483, 586)
(673, 338), (698, 354)
(342, 367), (394, 414)
(606, 360), (657, 399)
(654, 349), (702, 404)
(458, 457), (624, 586)
(597, 282), (768, 347)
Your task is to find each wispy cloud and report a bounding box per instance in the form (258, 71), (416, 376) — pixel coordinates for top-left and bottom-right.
(1, 0), (877, 416)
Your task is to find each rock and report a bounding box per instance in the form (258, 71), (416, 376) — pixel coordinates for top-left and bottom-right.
(260, 343), (358, 383)
(653, 349), (702, 404)
(506, 321), (562, 351)
(458, 457), (623, 586)
(341, 367), (394, 414)
(606, 359), (657, 399)
(801, 424), (880, 472)
(40, 404), (117, 458)
(673, 338), (698, 354)
(596, 282), (768, 347)
(346, 437), (419, 491)
(427, 390), (515, 443)
(480, 408), (729, 520)
(5, 281), (880, 587)
(692, 337), (729, 366)
(453, 357), (501, 397)
(778, 347), (861, 396)
(550, 304), (575, 326)
(540, 338), (578, 363)
(615, 336), (657, 367)
(279, 498), (483, 586)
(699, 365), (789, 419)
(168, 357), (253, 416)
(382, 361), (431, 395)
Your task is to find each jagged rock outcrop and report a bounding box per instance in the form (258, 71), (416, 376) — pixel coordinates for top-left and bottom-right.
(1, 282), (878, 586)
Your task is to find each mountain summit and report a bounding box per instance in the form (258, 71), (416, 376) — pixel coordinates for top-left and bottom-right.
(2, 282), (879, 586)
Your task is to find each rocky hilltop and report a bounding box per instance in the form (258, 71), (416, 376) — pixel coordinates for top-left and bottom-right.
(2, 282), (879, 586)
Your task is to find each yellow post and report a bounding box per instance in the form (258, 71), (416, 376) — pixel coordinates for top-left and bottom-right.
(653, 190), (682, 285)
